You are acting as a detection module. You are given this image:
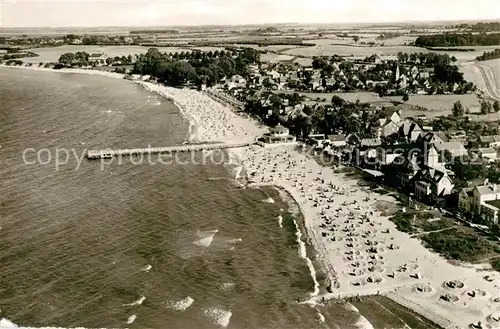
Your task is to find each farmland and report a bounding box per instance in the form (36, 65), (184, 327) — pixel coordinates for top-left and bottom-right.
(460, 59), (500, 101)
(385, 94), (482, 118)
(21, 45), (224, 63)
(260, 53), (295, 63)
(280, 44), (427, 57)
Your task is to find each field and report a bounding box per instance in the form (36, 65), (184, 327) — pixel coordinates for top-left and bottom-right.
(260, 53), (295, 63)
(281, 44), (427, 57)
(460, 59), (500, 101)
(22, 45), (226, 63)
(385, 94), (482, 117)
(276, 91), (389, 104)
(293, 57), (313, 66)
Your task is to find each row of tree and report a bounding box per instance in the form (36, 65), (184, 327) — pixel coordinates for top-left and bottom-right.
(132, 47), (260, 86)
(453, 22), (500, 32)
(452, 100), (500, 117)
(415, 33), (500, 47)
(476, 48), (500, 61)
(58, 51), (105, 66)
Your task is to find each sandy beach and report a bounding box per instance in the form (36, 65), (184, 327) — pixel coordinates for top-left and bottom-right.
(1, 64), (500, 329)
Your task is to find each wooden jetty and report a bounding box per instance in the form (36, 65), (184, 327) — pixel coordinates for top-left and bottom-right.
(86, 142), (254, 159)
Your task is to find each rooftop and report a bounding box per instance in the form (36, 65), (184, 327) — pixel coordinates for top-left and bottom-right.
(485, 199), (500, 210)
(475, 184), (500, 196)
(270, 124), (288, 133)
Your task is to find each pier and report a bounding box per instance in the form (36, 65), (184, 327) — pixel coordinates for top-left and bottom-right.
(86, 141), (254, 159)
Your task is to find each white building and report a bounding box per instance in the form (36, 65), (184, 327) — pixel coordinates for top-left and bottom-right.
(259, 124), (297, 146)
(327, 134), (347, 148)
(88, 53), (108, 65)
(414, 167), (454, 199)
(471, 183), (500, 223)
(478, 148), (498, 162)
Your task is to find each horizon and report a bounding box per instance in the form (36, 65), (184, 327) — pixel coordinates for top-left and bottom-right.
(1, 0), (500, 28)
(3, 18), (500, 31)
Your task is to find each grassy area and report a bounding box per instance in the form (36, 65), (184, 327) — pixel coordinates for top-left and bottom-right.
(420, 227), (500, 263)
(389, 210), (454, 234)
(490, 257), (500, 271)
(389, 209), (500, 270)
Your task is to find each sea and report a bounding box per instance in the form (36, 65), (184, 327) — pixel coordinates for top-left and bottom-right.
(0, 68), (439, 329)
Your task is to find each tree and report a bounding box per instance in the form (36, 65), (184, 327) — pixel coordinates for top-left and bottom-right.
(353, 36), (360, 43)
(402, 93), (409, 102)
(452, 100), (465, 117)
(58, 52), (75, 65)
(480, 100), (493, 114)
(494, 100), (500, 113)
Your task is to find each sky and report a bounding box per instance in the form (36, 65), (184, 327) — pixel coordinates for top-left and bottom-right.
(1, 0), (500, 28)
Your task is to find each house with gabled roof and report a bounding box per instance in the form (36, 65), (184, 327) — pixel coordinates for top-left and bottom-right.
(478, 135), (500, 148)
(434, 141), (467, 158)
(420, 131), (449, 144)
(398, 120), (422, 141)
(327, 134), (347, 148)
(414, 167), (454, 199)
(459, 187), (475, 214)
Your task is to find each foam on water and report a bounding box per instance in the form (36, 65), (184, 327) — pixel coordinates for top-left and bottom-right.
(126, 315), (136, 324)
(345, 303), (360, 313)
(262, 197), (275, 204)
(141, 264), (152, 272)
(0, 318), (18, 328)
(220, 282), (235, 291)
(0, 317), (112, 329)
(193, 229), (219, 247)
(355, 315), (375, 329)
(292, 217), (320, 297)
(233, 166), (243, 180)
(202, 308), (232, 328)
(225, 238), (242, 244)
(122, 296), (146, 307)
(277, 214), (283, 228)
(165, 296), (194, 311)
(316, 309), (325, 323)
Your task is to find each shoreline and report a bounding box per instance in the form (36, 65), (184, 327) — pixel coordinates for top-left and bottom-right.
(3, 64), (500, 329)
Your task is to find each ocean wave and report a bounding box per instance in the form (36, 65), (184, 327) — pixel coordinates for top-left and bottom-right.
(165, 296), (194, 311)
(220, 282), (236, 291)
(202, 308), (232, 328)
(316, 309), (325, 323)
(293, 217), (320, 298)
(122, 296), (146, 307)
(344, 302), (360, 313)
(225, 238), (242, 244)
(193, 229), (219, 247)
(355, 315), (375, 329)
(126, 315), (136, 324)
(277, 214), (283, 228)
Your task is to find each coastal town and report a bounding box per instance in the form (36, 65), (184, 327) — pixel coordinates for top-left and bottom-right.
(2, 21), (500, 329)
